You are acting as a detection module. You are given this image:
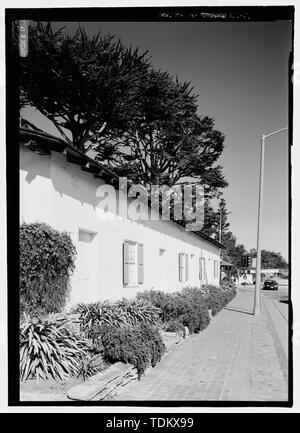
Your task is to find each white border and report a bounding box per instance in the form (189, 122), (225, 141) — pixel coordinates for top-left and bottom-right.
(0, 0), (298, 414)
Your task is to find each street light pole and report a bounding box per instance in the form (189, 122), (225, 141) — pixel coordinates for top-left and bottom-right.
(254, 127), (288, 316)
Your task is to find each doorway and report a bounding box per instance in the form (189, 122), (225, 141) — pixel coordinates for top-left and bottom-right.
(75, 229), (98, 303)
(159, 248), (167, 291)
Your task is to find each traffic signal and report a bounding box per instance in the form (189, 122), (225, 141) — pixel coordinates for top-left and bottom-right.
(241, 255), (253, 268)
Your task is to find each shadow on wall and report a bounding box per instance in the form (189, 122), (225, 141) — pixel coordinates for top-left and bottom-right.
(21, 147), (104, 209)
(21, 147), (219, 252)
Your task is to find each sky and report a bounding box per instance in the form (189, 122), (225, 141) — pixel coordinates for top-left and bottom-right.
(21, 20), (292, 260)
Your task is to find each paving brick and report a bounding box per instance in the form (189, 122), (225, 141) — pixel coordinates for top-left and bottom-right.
(115, 289), (288, 402)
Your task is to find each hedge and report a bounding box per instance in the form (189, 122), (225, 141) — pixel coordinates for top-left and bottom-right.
(137, 287), (211, 333)
(202, 285), (237, 316)
(137, 285), (236, 332)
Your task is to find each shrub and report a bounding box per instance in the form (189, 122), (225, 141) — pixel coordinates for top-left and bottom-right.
(20, 222), (76, 316)
(20, 314), (91, 382)
(179, 305), (210, 333)
(101, 323), (165, 376)
(203, 285), (237, 316)
(177, 287), (210, 332)
(138, 287), (210, 334)
(138, 322), (166, 368)
(137, 289), (182, 322)
(74, 298), (160, 338)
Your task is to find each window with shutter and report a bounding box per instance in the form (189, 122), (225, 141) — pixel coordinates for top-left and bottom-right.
(185, 254), (189, 281)
(179, 253), (184, 282)
(123, 241), (130, 285)
(199, 257), (206, 281)
(179, 253), (188, 282)
(138, 243), (144, 284)
(199, 257), (202, 280)
(123, 240), (143, 286)
(214, 260), (219, 278)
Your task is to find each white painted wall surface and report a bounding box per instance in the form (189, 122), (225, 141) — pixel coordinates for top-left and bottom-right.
(20, 146), (221, 305)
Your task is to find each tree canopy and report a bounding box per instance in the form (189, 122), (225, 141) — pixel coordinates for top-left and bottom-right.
(249, 249), (288, 269)
(17, 22), (227, 196)
(19, 22), (149, 152)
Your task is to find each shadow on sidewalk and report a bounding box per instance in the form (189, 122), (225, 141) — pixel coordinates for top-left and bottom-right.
(223, 306), (253, 316)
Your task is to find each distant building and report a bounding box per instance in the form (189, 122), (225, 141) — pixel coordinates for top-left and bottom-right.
(237, 267), (288, 284)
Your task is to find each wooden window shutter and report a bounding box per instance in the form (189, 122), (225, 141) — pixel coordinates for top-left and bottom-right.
(203, 258), (207, 283)
(216, 261), (219, 278)
(179, 253), (183, 281)
(199, 258), (202, 280)
(123, 241), (130, 285)
(185, 254), (189, 281)
(214, 260), (218, 278)
(138, 243), (144, 284)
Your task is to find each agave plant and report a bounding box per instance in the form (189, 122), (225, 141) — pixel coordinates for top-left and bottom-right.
(20, 313), (91, 382)
(73, 297), (161, 337)
(115, 298), (161, 326)
(76, 353), (108, 381)
(73, 301), (128, 337)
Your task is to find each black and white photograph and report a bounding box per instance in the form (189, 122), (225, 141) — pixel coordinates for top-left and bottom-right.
(2, 3), (299, 414)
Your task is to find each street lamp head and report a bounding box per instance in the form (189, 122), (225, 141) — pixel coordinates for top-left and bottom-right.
(263, 127), (288, 140)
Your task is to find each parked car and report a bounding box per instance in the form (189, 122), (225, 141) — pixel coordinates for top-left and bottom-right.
(263, 279), (279, 290)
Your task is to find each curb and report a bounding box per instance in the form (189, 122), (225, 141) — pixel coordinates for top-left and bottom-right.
(262, 295), (288, 381)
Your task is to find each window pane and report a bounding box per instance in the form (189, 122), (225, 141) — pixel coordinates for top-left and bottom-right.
(79, 229), (94, 243)
(127, 242), (138, 284)
(128, 243), (137, 263)
(128, 262), (137, 285)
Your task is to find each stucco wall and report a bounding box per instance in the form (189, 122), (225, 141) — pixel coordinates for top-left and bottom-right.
(20, 146), (221, 304)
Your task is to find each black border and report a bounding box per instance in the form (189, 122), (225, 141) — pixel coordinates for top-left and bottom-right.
(6, 6), (294, 408)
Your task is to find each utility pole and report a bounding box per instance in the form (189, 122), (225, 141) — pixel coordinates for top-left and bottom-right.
(254, 127), (288, 316)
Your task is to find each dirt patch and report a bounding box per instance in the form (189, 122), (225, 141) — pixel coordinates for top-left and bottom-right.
(20, 376), (84, 401)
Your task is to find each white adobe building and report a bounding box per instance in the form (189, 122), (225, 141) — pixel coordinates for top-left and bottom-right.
(20, 127), (224, 305)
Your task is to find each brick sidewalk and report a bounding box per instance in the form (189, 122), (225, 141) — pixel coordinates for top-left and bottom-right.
(115, 290), (288, 401)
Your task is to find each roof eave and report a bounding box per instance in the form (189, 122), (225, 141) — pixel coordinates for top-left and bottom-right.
(19, 127), (225, 251)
